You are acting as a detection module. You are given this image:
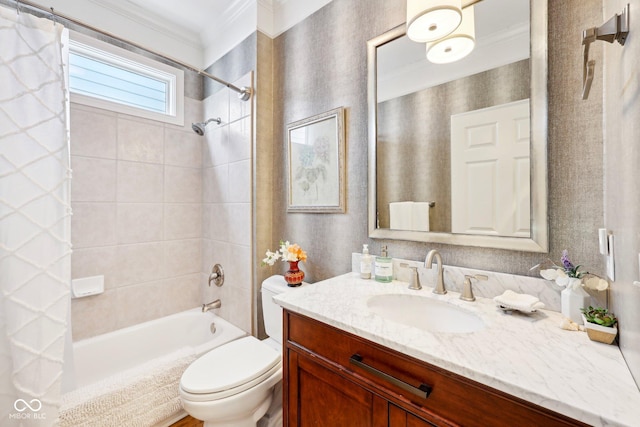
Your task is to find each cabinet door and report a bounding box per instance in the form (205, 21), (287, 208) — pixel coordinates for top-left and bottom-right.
(389, 404), (438, 427)
(286, 350), (387, 427)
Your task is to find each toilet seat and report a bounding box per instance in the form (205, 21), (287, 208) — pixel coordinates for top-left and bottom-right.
(180, 336), (281, 402)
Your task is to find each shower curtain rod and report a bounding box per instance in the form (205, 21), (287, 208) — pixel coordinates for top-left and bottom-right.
(7, 0), (252, 101)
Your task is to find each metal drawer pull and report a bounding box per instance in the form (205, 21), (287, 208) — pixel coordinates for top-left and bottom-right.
(349, 354), (432, 399)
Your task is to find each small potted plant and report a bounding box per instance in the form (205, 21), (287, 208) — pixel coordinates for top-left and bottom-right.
(581, 306), (618, 344)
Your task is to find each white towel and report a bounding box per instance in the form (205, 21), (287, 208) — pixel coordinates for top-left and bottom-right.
(412, 202), (430, 232)
(493, 290), (545, 313)
(389, 202), (413, 230)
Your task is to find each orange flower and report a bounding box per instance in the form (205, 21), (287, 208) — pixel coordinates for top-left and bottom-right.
(262, 240), (307, 265)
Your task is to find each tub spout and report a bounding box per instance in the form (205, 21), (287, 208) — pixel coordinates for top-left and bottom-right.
(202, 299), (221, 312)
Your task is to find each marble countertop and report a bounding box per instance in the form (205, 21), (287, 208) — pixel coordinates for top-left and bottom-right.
(274, 274), (640, 427)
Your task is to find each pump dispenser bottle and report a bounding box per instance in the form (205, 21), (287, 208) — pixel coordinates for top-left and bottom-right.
(375, 245), (393, 283)
(360, 244), (372, 279)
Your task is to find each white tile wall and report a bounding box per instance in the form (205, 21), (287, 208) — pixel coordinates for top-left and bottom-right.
(164, 166), (202, 203)
(228, 116), (252, 162)
(69, 98), (204, 340)
(117, 161), (164, 203)
(114, 242), (165, 287)
(69, 105), (117, 159)
(117, 117), (164, 163)
(202, 72), (254, 334)
(228, 159), (251, 203)
(164, 204), (202, 240)
(203, 165), (228, 203)
(71, 203), (117, 248)
(70, 157), (116, 202)
(69, 72), (253, 339)
(165, 129), (202, 167)
(116, 203), (163, 244)
(203, 126), (229, 167)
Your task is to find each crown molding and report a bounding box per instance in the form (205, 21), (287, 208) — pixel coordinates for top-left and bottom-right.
(217, 0), (256, 27)
(201, 0), (257, 67)
(269, 0), (333, 37)
(257, 0), (274, 12)
(257, 0), (275, 35)
(87, 0), (201, 49)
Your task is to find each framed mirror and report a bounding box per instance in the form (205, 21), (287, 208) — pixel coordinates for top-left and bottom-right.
(367, 0), (548, 252)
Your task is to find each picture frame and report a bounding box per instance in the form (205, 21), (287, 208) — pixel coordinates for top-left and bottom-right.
(287, 107), (346, 213)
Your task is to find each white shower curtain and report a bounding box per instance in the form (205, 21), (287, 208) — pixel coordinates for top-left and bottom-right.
(0, 6), (71, 427)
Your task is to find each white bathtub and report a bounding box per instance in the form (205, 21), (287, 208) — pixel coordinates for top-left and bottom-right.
(59, 308), (247, 427)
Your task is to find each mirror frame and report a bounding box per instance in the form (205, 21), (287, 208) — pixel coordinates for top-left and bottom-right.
(367, 0), (548, 252)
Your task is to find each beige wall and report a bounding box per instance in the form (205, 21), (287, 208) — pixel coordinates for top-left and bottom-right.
(273, 0), (605, 283)
(254, 32), (276, 338)
(604, 0), (640, 387)
(69, 99), (204, 340)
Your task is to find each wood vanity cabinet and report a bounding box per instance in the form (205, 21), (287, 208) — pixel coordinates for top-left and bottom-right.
(283, 310), (588, 427)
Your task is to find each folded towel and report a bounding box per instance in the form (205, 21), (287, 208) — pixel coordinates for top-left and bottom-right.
(493, 290), (545, 313)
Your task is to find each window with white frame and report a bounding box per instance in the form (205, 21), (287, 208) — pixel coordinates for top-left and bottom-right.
(69, 33), (184, 125)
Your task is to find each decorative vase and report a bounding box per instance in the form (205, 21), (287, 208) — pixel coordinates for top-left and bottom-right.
(284, 261), (305, 287)
(561, 278), (590, 324)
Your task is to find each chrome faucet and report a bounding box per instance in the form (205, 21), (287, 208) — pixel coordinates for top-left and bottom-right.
(424, 250), (446, 295)
(202, 299), (221, 312)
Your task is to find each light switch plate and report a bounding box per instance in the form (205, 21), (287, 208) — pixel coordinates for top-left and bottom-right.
(606, 234), (615, 281)
(634, 254), (640, 288)
(598, 228), (609, 255)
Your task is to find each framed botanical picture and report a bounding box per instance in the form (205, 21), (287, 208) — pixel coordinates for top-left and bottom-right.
(287, 107), (346, 213)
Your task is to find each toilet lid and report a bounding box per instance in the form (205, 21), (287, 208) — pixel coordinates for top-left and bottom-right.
(180, 336), (281, 394)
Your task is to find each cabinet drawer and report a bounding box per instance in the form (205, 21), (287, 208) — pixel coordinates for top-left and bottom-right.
(285, 311), (587, 427)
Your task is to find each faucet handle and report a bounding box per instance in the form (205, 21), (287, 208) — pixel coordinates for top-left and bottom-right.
(461, 274), (488, 302)
(208, 264), (224, 287)
(400, 264), (422, 290)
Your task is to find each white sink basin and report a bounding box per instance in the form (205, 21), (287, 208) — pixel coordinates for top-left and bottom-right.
(367, 294), (485, 333)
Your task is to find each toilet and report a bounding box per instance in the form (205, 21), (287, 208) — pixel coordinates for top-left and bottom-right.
(179, 275), (299, 427)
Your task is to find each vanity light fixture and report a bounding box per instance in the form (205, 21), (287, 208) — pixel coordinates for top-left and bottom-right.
(406, 0), (462, 43)
(426, 5), (475, 64)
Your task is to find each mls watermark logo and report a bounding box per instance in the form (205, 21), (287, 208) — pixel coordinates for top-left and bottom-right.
(10, 398), (46, 420)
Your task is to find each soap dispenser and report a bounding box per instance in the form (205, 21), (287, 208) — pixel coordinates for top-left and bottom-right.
(375, 245), (393, 283)
(360, 244), (372, 279)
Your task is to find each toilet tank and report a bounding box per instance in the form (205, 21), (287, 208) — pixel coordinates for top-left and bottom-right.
(261, 275), (295, 344)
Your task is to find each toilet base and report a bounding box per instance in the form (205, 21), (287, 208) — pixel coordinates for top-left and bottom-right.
(258, 382), (282, 427)
(180, 367), (282, 427)
(202, 396), (271, 427)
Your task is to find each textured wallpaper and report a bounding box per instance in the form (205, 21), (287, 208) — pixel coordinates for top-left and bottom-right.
(273, 0), (604, 282)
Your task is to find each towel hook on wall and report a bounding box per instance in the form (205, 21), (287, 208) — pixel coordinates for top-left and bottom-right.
(582, 4), (630, 100)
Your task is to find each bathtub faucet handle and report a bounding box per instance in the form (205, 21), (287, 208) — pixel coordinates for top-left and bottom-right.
(208, 264), (224, 287)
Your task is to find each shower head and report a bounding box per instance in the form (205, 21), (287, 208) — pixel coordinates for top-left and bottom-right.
(192, 117), (222, 135)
